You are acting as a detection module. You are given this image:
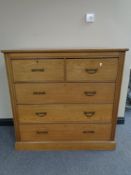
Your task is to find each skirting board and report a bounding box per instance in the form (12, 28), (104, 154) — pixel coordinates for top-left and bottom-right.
(0, 118), (14, 126)
(0, 117), (125, 126)
(117, 117), (125, 124)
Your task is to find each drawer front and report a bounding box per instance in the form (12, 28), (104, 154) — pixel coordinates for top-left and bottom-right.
(12, 59), (64, 82)
(18, 104), (113, 123)
(67, 58), (118, 81)
(20, 124), (111, 141)
(15, 83), (115, 104)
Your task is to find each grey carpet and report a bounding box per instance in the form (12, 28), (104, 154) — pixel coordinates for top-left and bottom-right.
(0, 111), (131, 175)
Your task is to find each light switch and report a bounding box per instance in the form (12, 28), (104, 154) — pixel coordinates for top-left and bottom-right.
(85, 13), (95, 23)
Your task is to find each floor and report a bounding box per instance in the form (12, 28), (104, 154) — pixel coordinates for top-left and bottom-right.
(0, 111), (131, 175)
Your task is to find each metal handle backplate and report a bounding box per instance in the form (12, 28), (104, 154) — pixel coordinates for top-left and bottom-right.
(35, 112), (47, 117)
(84, 111), (95, 117)
(33, 91), (46, 95)
(36, 131), (48, 134)
(85, 68), (98, 74)
(31, 68), (45, 72)
(84, 91), (96, 96)
(83, 130), (95, 134)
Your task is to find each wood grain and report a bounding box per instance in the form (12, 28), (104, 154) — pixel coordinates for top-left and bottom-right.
(16, 141), (116, 151)
(18, 104), (113, 123)
(15, 83), (115, 104)
(2, 49), (128, 150)
(2, 52), (121, 59)
(111, 52), (126, 139)
(2, 48), (128, 53)
(12, 59), (64, 82)
(20, 123), (112, 141)
(4, 55), (21, 140)
(67, 58), (118, 82)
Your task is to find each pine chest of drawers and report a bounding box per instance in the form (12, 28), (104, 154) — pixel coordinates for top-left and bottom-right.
(2, 49), (128, 150)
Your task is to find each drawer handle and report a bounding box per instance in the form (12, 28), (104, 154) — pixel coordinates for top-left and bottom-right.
(31, 68), (45, 72)
(85, 68), (98, 74)
(35, 112), (47, 117)
(84, 111), (95, 117)
(83, 130), (95, 134)
(36, 131), (48, 134)
(84, 91), (96, 96)
(33, 91), (46, 95)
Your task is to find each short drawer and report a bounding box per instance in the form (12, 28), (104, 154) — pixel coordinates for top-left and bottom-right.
(12, 59), (64, 82)
(20, 124), (112, 141)
(18, 104), (113, 123)
(66, 58), (118, 82)
(15, 83), (115, 104)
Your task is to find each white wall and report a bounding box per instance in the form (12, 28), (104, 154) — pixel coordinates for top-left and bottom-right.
(0, 0), (131, 118)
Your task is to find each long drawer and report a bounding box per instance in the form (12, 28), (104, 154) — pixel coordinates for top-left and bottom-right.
(20, 124), (112, 141)
(12, 59), (64, 82)
(67, 58), (118, 81)
(15, 83), (115, 104)
(18, 104), (113, 123)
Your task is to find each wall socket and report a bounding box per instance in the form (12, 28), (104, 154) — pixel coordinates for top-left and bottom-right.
(85, 13), (95, 23)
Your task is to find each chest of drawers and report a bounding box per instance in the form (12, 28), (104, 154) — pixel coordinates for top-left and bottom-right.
(2, 49), (128, 150)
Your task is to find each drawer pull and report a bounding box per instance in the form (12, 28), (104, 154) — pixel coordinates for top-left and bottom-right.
(85, 68), (98, 74)
(31, 68), (45, 72)
(35, 112), (47, 117)
(36, 131), (48, 134)
(84, 91), (96, 96)
(84, 111), (95, 117)
(83, 130), (95, 134)
(33, 91), (46, 95)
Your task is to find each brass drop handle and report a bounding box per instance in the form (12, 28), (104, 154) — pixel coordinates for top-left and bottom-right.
(36, 131), (48, 134)
(85, 68), (98, 74)
(33, 91), (46, 95)
(84, 91), (96, 96)
(84, 111), (95, 117)
(83, 130), (95, 134)
(31, 68), (45, 72)
(35, 112), (47, 117)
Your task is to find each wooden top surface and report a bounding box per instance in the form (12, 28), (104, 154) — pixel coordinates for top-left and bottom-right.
(1, 48), (129, 53)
